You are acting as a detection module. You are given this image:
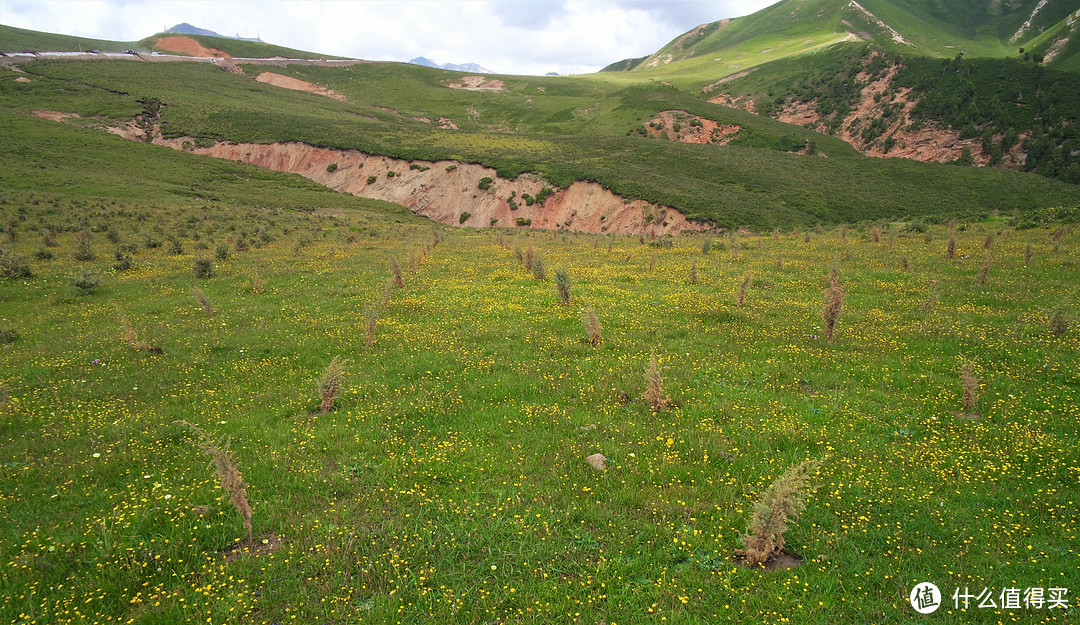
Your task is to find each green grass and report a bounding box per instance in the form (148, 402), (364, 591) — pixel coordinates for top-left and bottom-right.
(1, 177), (1078, 622)
(1, 67), (1079, 621)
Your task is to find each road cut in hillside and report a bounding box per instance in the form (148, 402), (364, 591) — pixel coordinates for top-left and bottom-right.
(152, 138), (708, 235)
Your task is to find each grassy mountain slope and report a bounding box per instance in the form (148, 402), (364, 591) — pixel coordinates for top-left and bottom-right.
(0, 23), (341, 59)
(602, 0), (1080, 90)
(8, 57), (1079, 228)
(0, 24), (141, 53)
(140, 32), (345, 60)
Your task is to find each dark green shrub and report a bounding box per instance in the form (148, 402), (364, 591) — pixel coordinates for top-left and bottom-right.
(193, 257), (213, 279)
(516, 217), (531, 227)
(478, 177), (493, 190)
(0, 249), (31, 279)
(215, 243), (230, 260)
(326, 163), (338, 173)
(459, 212), (471, 224)
(0, 328), (18, 345)
(69, 268), (101, 295)
(367, 175), (377, 184)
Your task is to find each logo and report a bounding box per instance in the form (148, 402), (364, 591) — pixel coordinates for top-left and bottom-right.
(911, 582), (942, 614)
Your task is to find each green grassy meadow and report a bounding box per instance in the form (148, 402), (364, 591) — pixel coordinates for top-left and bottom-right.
(1, 114), (1079, 623)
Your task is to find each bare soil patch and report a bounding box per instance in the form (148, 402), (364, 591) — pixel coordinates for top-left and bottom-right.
(221, 532), (283, 562)
(445, 76), (505, 91)
(14, 76), (30, 83)
(254, 72), (347, 101)
(733, 550), (802, 570)
(645, 110), (739, 145)
(155, 36), (230, 58)
(33, 110), (79, 122)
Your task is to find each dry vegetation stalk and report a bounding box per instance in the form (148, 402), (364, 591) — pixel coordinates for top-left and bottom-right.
(175, 421), (253, 543)
(737, 273), (751, 308)
(738, 458), (822, 567)
(643, 353), (668, 412)
(823, 274), (845, 342)
(555, 267), (571, 304)
(582, 304), (602, 345)
(960, 362), (980, 410)
(191, 286), (214, 316)
(318, 356), (348, 412)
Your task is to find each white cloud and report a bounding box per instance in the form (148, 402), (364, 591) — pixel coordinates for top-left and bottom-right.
(0, 0), (778, 74)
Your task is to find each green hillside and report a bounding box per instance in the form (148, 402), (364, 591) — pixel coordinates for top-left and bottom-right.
(0, 23), (343, 59)
(140, 32), (346, 60)
(0, 24), (142, 53)
(6, 57), (1079, 229)
(602, 0), (1080, 89)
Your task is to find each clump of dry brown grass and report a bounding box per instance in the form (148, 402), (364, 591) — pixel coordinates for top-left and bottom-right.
(1049, 304), (1069, 336)
(118, 311), (149, 351)
(582, 303), (602, 345)
(737, 457), (822, 567)
(251, 273), (265, 294)
(977, 255), (991, 285)
(175, 420), (253, 543)
(390, 257), (404, 288)
(1024, 243), (1032, 267)
(642, 353), (669, 412)
(191, 286), (214, 316)
(870, 226), (882, 243)
(318, 356), (348, 413)
(822, 273), (845, 343)
(960, 362), (979, 411)
(946, 236), (957, 259)
(688, 261), (698, 285)
(737, 273), (751, 308)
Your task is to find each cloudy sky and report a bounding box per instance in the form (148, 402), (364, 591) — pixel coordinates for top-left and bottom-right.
(0, 0), (777, 75)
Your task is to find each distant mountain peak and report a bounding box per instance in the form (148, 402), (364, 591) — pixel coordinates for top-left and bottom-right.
(409, 56), (493, 73)
(165, 23), (262, 43)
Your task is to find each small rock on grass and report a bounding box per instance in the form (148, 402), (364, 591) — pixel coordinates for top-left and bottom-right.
(585, 453), (607, 471)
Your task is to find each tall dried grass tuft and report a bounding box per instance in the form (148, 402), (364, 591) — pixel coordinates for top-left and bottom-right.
(1024, 243), (1032, 267)
(960, 362), (979, 410)
(251, 273), (265, 294)
(175, 421), (253, 543)
(390, 257), (404, 288)
(822, 274), (845, 343)
(118, 310), (149, 351)
(555, 267), (571, 304)
(901, 255), (910, 271)
(191, 286), (214, 316)
(738, 458), (822, 567)
(1049, 304), (1069, 336)
(531, 256), (547, 280)
(688, 261), (698, 285)
(978, 255), (991, 285)
(946, 236), (957, 259)
(642, 353), (669, 412)
(318, 356), (348, 413)
(582, 303), (602, 345)
(379, 275), (396, 310)
(871, 226), (882, 243)
(737, 273), (751, 308)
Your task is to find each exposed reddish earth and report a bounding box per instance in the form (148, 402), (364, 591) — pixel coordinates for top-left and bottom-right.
(145, 139), (705, 235)
(154, 36), (230, 58)
(645, 110), (740, 145)
(254, 72), (346, 100)
(710, 57), (1024, 168)
(38, 108), (702, 235)
(445, 76), (505, 91)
